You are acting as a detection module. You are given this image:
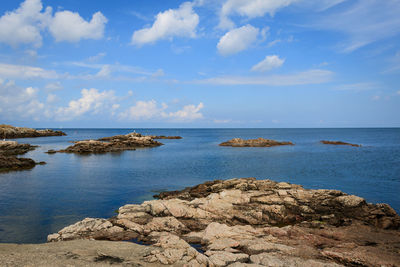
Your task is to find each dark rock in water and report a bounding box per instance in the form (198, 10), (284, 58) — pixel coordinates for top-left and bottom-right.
(0, 155), (36, 172)
(48, 178), (400, 266)
(321, 140), (361, 147)
(150, 135), (182, 139)
(57, 132), (163, 154)
(0, 141), (37, 156)
(45, 149), (56, 154)
(220, 137), (294, 147)
(0, 124), (66, 139)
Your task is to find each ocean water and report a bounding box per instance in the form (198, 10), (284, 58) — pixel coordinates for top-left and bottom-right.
(0, 128), (399, 243)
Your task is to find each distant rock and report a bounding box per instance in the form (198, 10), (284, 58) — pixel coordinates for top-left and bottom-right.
(58, 133), (163, 154)
(220, 138), (294, 147)
(48, 178), (400, 266)
(0, 124), (66, 139)
(321, 140), (361, 147)
(150, 135), (182, 140)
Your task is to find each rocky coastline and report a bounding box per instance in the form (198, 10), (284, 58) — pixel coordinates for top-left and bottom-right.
(46, 178), (400, 266)
(0, 140), (44, 172)
(220, 138), (294, 147)
(56, 132), (164, 154)
(321, 140), (361, 147)
(0, 124), (66, 139)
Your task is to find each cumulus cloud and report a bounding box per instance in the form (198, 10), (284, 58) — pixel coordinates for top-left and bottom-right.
(0, 63), (58, 79)
(163, 103), (204, 121)
(131, 2), (199, 45)
(120, 100), (204, 122)
(196, 69), (333, 86)
(0, 80), (46, 120)
(49, 11), (107, 42)
(217, 25), (259, 55)
(0, 0), (107, 47)
(55, 88), (116, 120)
(251, 55), (285, 72)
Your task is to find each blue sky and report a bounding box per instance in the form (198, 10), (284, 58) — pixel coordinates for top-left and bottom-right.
(0, 0), (399, 128)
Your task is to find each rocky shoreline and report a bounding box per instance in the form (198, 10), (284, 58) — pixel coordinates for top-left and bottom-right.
(0, 124), (66, 139)
(220, 138), (294, 147)
(0, 141), (44, 172)
(46, 178), (400, 266)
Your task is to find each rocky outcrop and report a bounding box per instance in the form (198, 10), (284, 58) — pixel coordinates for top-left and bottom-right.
(220, 138), (294, 147)
(99, 132), (182, 141)
(0, 140), (42, 172)
(48, 178), (400, 266)
(321, 140), (361, 147)
(0, 124), (66, 139)
(150, 136), (182, 140)
(0, 140), (36, 156)
(58, 133), (163, 154)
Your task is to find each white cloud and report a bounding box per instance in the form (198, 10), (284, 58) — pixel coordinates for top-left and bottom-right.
(131, 2), (199, 45)
(251, 55), (285, 72)
(88, 52), (107, 62)
(0, 63), (58, 79)
(197, 69), (333, 86)
(219, 0), (296, 29)
(96, 65), (112, 78)
(46, 93), (59, 103)
(333, 82), (379, 91)
(0, 0), (51, 47)
(45, 81), (63, 91)
(119, 100), (167, 120)
(56, 88), (116, 120)
(217, 25), (259, 55)
(49, 11), (107, 42)
(163, 103), (204, 121)
(396, 90), (400, 95)
(120, 100), (204, 122)
(0, 0), (107, 47)
(312, 0), (400, 52)
(0, 80), (46, 120)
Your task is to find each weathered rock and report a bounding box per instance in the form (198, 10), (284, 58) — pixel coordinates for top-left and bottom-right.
(0, 155), (36, 172)
(48, 178), (400, 266)
(0, 140), (37, 156)
(219, 138), (294, 147)
(58, 132), (163, 154)
(0, 124), (66, 139)
(321, 140), (361, 147)
(150, 135), (182, 139)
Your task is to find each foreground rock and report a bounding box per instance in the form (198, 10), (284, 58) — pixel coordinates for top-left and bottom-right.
(220, 138), (294, 147)
(0, 140), (36, 156)
(0, 239), (168, 267)
(0, 124), (66, 139)
(58, 132), (163, 154)
(321, 140), (361, 147)
(48, 178), (400, 266)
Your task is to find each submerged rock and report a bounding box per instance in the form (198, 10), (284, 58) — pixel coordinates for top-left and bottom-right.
(48, 178), (400, 266)
(321, 140), (361, 147)
(219, 138), (294, 147)
(0, 124), (66, 139)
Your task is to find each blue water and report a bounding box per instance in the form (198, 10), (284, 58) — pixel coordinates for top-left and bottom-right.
(0, 128), (399, 243)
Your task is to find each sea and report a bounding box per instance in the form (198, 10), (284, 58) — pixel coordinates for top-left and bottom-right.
(0, 128), (399, 243)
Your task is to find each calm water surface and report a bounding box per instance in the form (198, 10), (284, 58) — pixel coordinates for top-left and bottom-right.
(0, 128), (399, 243)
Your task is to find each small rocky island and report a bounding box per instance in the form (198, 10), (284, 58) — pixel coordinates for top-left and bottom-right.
(321, 140), (361, 147)
(56, 132), (164, 154)
(46, 178), (400, 266)
(0, 124), (66, 139)
(220, 138), (294, 147)
(0, 141), (42, 172)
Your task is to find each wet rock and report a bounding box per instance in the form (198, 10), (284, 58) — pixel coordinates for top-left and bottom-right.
(150, 135), (182, 139)
(0, 124), (66, 139)
(321, 140), (361, 147)
(219, 138), (294, 147)
(0, 155), (36, 172)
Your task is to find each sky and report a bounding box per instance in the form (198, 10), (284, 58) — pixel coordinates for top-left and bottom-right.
(0, 0), (399, 128)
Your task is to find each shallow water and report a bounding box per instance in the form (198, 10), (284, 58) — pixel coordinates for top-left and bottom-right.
(0, 128), (399, 243)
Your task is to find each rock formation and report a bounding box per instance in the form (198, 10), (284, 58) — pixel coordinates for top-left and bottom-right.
(219, 138), (294, 147)
(150, 135), (182, 139)
(0, 124), (66, 139)
(321, 140), (361, 147)
(0, 140), (40, 172)
(58, 133), (163, 154)
(48, 178), (400, 266)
